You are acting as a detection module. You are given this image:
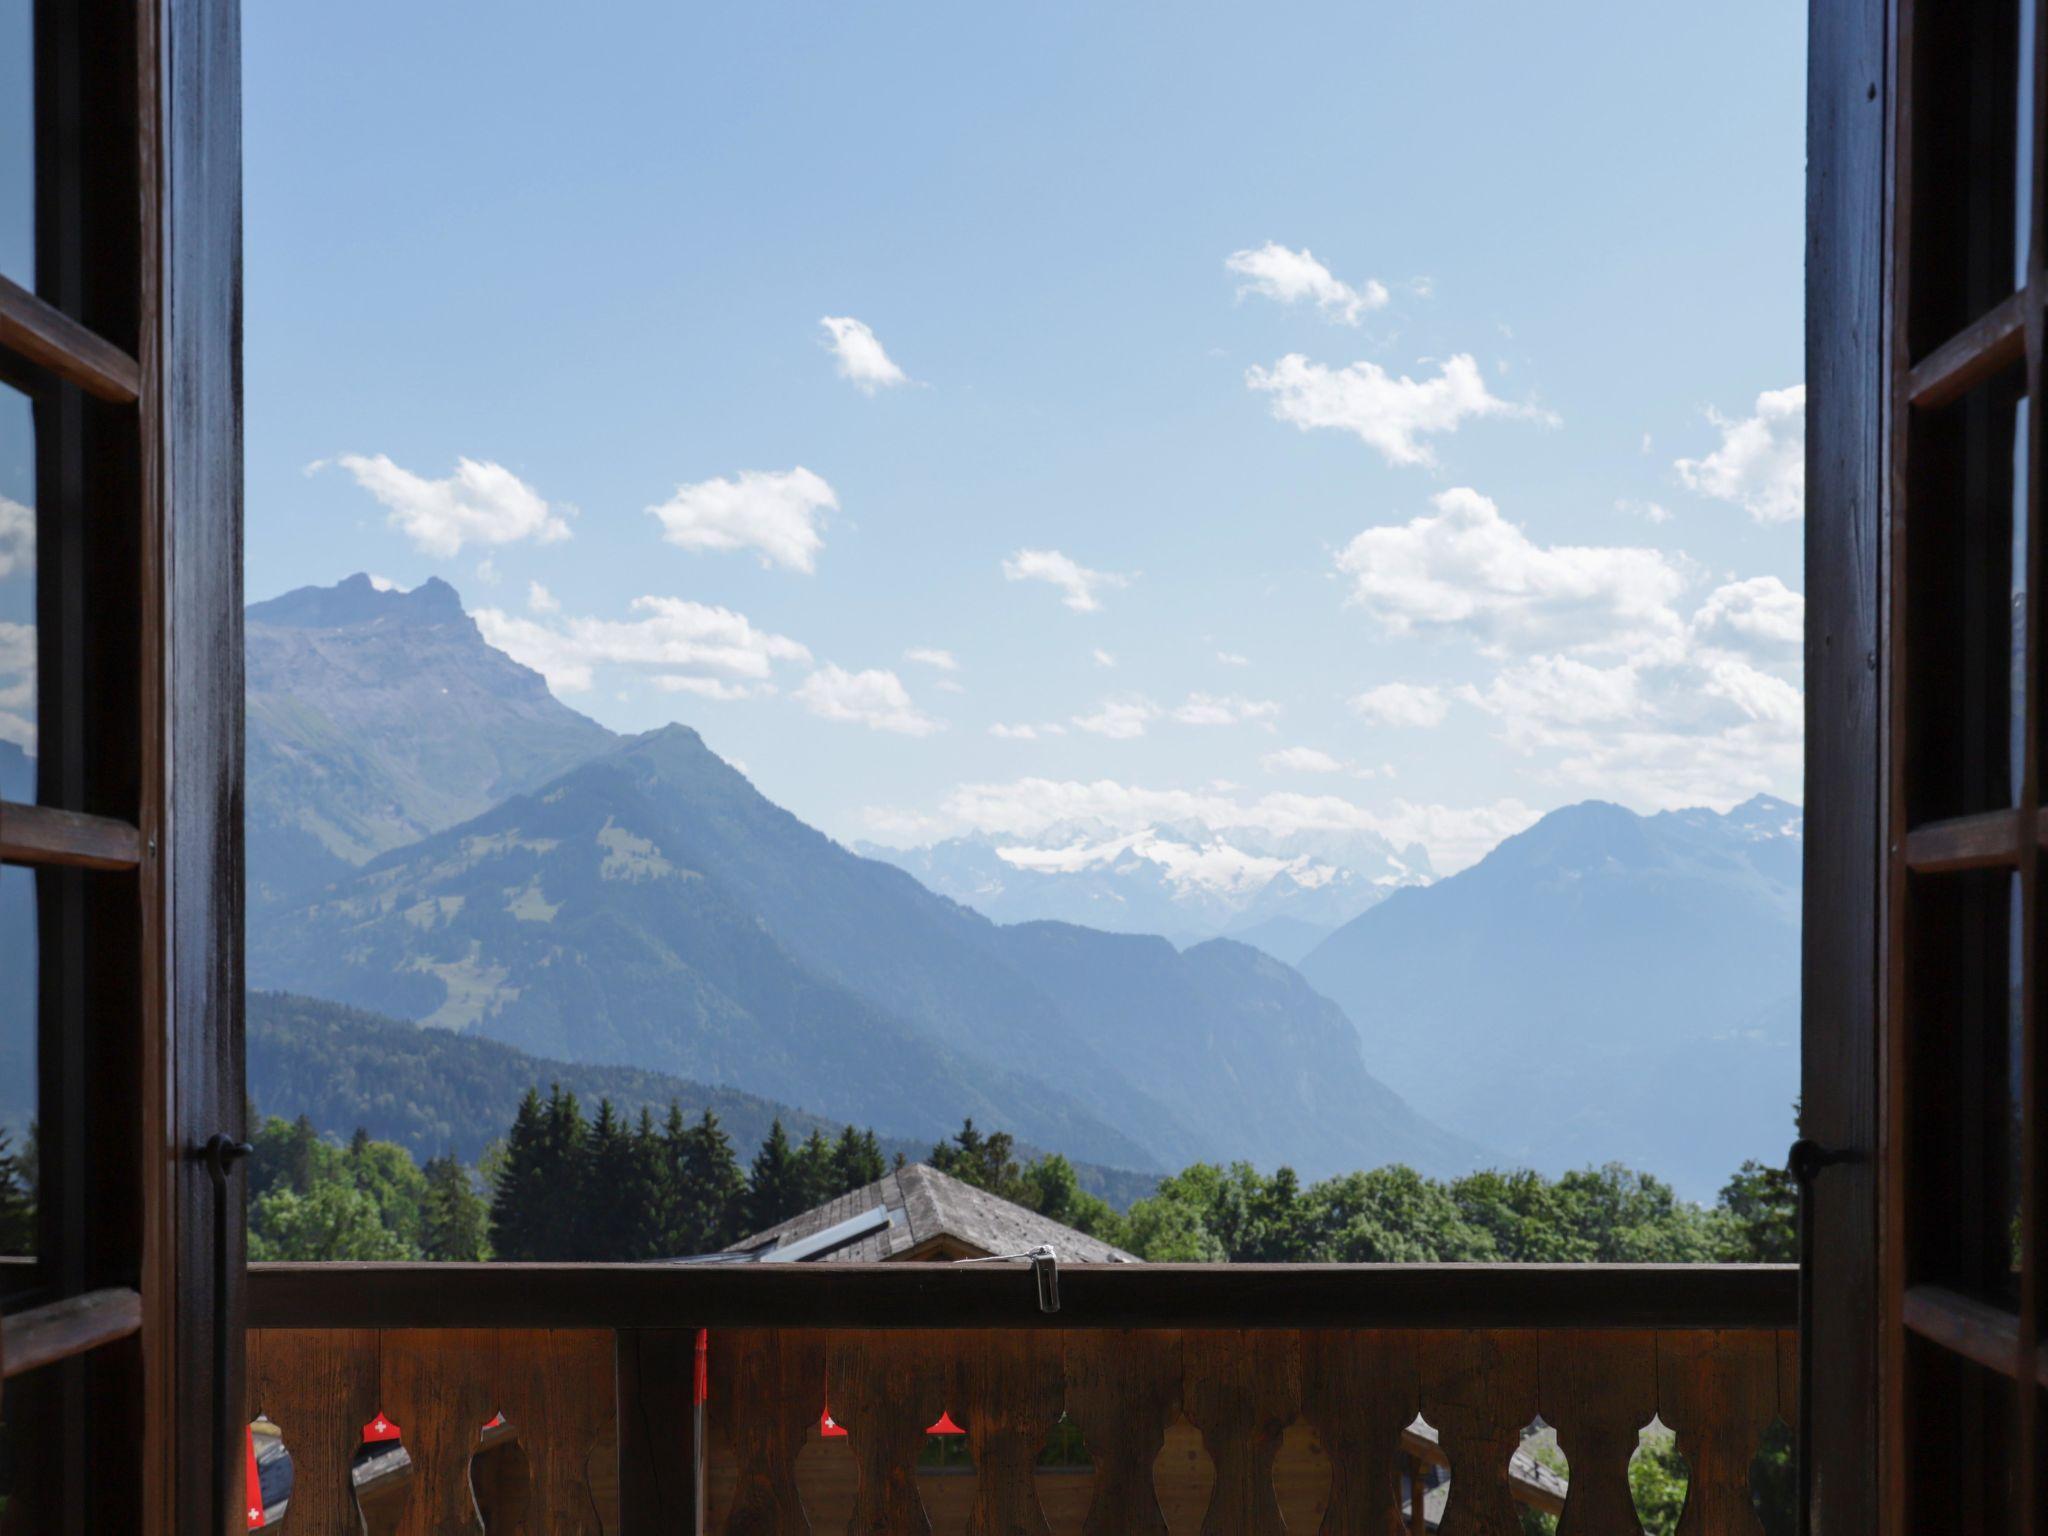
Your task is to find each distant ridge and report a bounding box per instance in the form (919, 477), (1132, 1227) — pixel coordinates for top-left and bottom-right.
(247, 990), (1160, 1209)
(1300, 794), (1801, 1197)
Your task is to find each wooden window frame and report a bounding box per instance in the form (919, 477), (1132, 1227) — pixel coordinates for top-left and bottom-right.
(0, 0), (243, 1530)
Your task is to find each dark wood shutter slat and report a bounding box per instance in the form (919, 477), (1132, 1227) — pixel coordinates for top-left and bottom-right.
(1905, 289), (2029, 408)
(0, 1286), (144, 1378)
(1902, 807), (2028, 872)
(0, 272), (142, 403)
(0, 801), (144, 870)
(1899, 1285), (2048, 1385)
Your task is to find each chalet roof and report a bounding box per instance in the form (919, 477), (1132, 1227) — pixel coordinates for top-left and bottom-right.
(725, 1162), (1139, 1264)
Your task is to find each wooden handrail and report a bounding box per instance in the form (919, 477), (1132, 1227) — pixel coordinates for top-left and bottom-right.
(248, 1260), (1797, 1332)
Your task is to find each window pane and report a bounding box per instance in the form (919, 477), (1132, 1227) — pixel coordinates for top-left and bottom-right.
(1907, 0), (2026, 354)
(1906, 372), (2025, 819)
(0, 379), (30, 797)
(1905, 868), (2023, 1307)
(0, 0), (28, 288)
(0, 866), (32, 1286)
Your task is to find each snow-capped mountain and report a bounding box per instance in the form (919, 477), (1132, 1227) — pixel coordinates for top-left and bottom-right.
(861, 824), (1434, 957)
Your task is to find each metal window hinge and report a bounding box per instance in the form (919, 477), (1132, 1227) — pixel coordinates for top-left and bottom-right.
(956, 1243), (1060, 1314)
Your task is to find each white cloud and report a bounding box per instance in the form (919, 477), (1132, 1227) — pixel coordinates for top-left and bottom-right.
(794, 665), (943, 736)
(989, 723), (1041, 741)
(820, 316), (911, 394)
(1457, 657), (1643, 752)
(0, 620), (34, 754)
(1171, 692), (1281, 729)
(1675, 384), (1805, 524)
(1216, 650), (1250, 666)
(475, 596), (811, 694)
(875, 774), (1540, 874)
(1348, 683), (1450, 729)
(367, 574), (403, 592)
(1692, 575), (1804, 651)
(1224, 242), (1388, 324)
(1616, 498), (1673, 525)
(321, 454), (573, 558)
(1262, 746), (1344, 774)
(653, 675), (763, 702)
(1334, 487), (1689, 658)
(474, 556), (501, 587)
(1451, 581), (1808, 811)
(0, 496), (32, 580)
(527, 580), (560, 614)
(648, 467), (837, 574)
(904, 647), (960, 671)
(1093, 648), (1117, 669)
(1002, 549), (1130, 613)
(1072, 698), (1159, 739)
(1245, 353), (1557, 468)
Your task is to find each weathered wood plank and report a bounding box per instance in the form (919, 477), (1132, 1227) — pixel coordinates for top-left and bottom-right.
(1542, 1330), (1658, 1536)
(1416, 1329), (1537, 1536)
(1659, 1330), (1780, 1536)
(827, 1328), (950, 1536)
(711, 1328), (824, 1536)
(1300, 1329), (1417, 1536)
(494, 1329), (619, 1533)
(1182, 1330), (1299, 1536)
(620, 1328), (701, 1531)
(246, 1328), (380, 1534)
(953, 1330), (1064, 1536)
(381, 1329), (498, 1536)
(1063, 1330), (1181, 1536)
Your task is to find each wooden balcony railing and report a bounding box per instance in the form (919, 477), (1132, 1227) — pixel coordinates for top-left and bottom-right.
(245, 1261), (1796, 1534)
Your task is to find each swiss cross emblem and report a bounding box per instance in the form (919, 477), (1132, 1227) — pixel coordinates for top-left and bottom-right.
(362, 1412), (403, 1444)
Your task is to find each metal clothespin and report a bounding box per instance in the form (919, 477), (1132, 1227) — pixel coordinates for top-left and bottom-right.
(955, 1243), (1060, 1314)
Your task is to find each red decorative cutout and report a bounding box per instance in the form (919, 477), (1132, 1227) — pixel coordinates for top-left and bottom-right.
(362, 1412), (403, 1444)
(819, 1405), (963, 1438)
(245, 1425), (263, 1528)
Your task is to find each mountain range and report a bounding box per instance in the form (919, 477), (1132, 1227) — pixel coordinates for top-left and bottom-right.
(245, 577), (1481, 1181)
(863, 825), (1432, 962)
(1299, 795), (1801, 1196)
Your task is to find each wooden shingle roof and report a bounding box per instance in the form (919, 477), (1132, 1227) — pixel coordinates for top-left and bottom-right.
(726, 1162), (1139, 1264)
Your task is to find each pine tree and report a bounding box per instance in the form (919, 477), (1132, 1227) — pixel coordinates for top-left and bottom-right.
(747, 1119), (807, 1233)
(488, 1088), (551, 1261)
(656, 1102), (691, 1254)
(543, 1086), (592, 1260)
(830, 1125), (884, 1196)
(627, 1108), (670, 1259)
(674, 1108), (746, 1252)
(794, 1126), (836, 1209)
(584, 1099), (662, 1260)
(285, 1115), (321, 1194)
(420, 1155), (491, 1261)
(929, 1118), (1021, 1198)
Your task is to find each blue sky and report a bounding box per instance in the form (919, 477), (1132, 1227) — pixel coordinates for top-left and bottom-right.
(241, 1), (1806, 873)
